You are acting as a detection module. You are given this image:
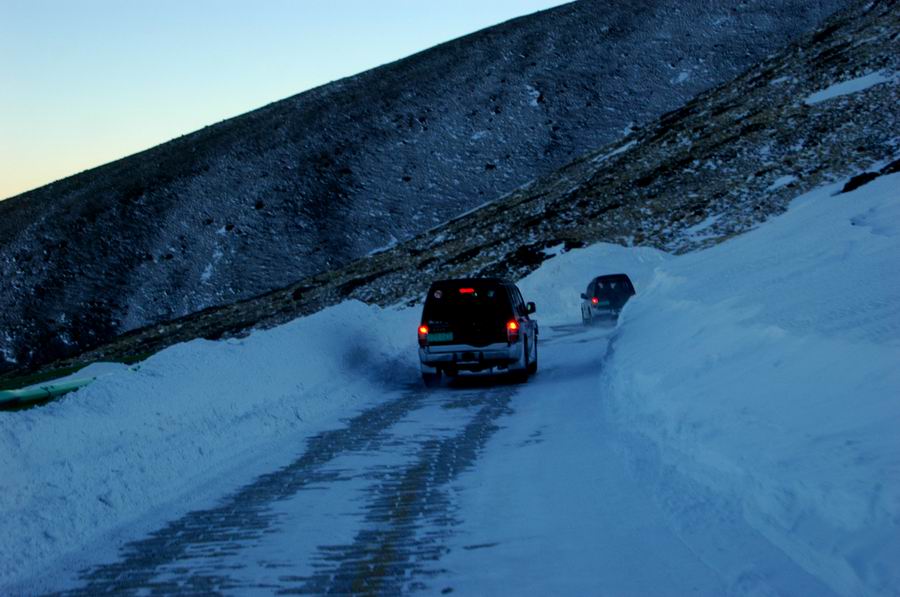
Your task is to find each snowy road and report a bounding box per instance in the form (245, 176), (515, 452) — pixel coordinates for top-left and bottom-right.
(45, 323), (831, 596)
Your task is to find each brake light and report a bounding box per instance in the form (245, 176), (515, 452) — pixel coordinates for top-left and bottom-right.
(507, 319), (520, 343)
(418, 324), (428, 347)
(459, 287), (475, 294)
(591, 297), (599, 305)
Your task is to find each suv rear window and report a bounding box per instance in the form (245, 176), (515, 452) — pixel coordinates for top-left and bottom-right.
(595, 275), (634, 294)
(423, 283), (512, 322)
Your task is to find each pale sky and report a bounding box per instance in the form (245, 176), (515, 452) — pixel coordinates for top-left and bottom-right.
(0, 0), (569, 200)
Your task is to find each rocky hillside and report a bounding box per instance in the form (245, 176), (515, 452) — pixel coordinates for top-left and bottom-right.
(8, 0), (895, 385)
(0, 0), (849, 373)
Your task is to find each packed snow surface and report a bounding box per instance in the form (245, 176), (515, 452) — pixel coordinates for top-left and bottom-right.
(1, 173), (898, 594)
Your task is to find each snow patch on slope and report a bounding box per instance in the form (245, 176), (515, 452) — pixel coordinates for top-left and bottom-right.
(766, 174), (798, 191)
(804, 70), (898, 105)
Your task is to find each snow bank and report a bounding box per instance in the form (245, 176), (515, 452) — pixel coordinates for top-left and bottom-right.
(0, 301), (418, 588)
(603, 174), (900, 595)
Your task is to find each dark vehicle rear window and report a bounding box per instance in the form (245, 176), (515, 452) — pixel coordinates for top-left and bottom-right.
(595, 275), (634, 293)
(423, 283), (512, 321)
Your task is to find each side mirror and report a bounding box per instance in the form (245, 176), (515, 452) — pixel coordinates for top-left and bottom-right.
(526, 302), (536, 314)
(580, 293), (587, 300)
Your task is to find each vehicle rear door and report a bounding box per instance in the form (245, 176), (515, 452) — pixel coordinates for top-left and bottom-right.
(607, 276), (631, 309)
(422, 282), (512, 347)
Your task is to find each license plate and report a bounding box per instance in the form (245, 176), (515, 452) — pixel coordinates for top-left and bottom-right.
(428, 332), (453, 342)
(596, 300), (610, 307)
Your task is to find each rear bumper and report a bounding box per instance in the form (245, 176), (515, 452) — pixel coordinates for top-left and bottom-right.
(589, 305), (620, 318)
(419, 341), (521, 372)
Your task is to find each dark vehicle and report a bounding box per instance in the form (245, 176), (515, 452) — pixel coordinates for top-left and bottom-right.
(580, 273), (636, 323)
(418, 278), (538, 386)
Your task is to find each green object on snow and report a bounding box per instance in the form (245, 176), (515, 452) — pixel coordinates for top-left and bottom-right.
(0, 377), (95, 407)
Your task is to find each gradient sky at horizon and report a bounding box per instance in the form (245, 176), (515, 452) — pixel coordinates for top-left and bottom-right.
(1, 0), (569, 200)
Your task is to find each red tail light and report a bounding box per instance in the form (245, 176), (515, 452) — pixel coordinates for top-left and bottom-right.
(459, 287), (475, 294)
(591, 297), (599, 305)
(418, 324), (428, 347)
(507, 319), (520, 343)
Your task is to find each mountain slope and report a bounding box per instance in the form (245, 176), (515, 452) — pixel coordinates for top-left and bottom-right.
(10, 0), (895, 385)
(0, 0), (849, 373)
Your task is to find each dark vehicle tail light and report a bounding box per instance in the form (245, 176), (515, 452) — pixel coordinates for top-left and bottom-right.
(458, 287), (475, 294)
(507, 319), (520, 343)
(418, 325), (428, 347)
(591, 297), (599, 305)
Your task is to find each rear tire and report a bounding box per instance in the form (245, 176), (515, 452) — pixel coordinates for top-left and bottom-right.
(527, 338), (538, 375)
(511, 339), (530, 384)
(582, 307), (592, 326)
(422, 370), (442, 388)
